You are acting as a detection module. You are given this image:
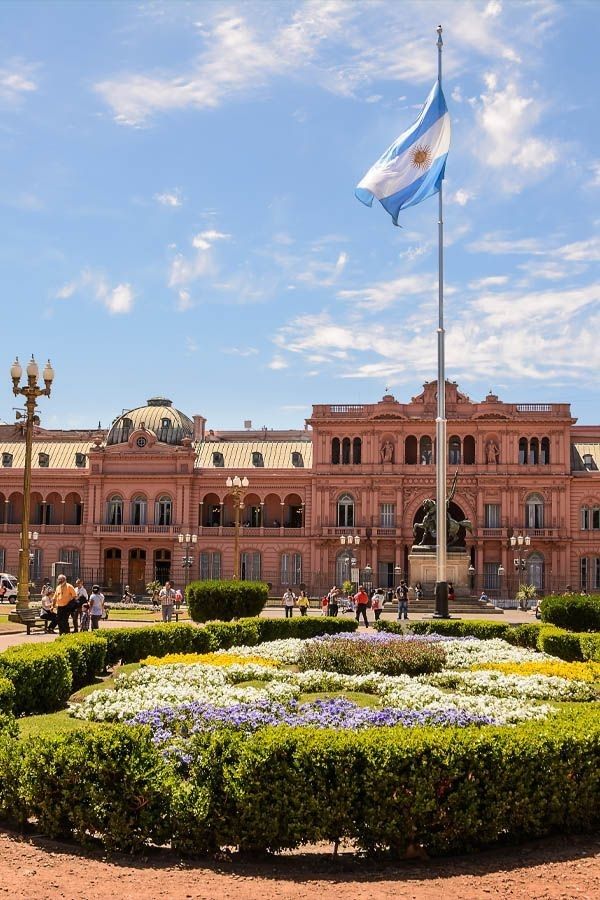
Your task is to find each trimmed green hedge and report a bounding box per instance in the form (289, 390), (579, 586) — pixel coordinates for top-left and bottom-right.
(0, 706), (599, 855)
(0, 645), (72, 716)
(55, 633), (107, 690)
(187, 580), (268, 622)
(0, 677), (15, 714)
(540, 594), (600, 631)
(377, 619), (512, 640)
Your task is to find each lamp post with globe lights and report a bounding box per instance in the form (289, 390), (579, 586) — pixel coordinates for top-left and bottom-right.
(10, 356), (54, 609)
(340, 533), (360, 589)
(226, 475), (249, 579)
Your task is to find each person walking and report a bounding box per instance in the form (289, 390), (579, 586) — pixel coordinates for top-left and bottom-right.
(72, 578), (88, 633)
(159, 580), (176, 623)
(370, 586), (385, 621)
(354, 584), (370, 627)
(327, 585), (340, 617)
(397, 580), (409, 620)
(297, 590), (309, 616)
(53, 574), (77, 635)
(283, 588), (296, 618)
(88, 585), (105, 629)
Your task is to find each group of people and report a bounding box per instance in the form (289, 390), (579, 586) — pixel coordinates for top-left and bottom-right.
(282, 589), (310, 617)
(40, 575), (105, 635)
(322, 581), (425, 626)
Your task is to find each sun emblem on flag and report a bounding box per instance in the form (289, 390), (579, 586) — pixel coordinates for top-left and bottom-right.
(410, 144), (432, 170)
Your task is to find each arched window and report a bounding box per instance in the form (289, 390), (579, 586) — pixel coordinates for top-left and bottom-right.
(121, 417), (133, 440)
(131, 496), (147, 526)
(159, 418), (171, 441)
(240, 550), (261, 581)
(336, 549), (353, 586)
(420, 436), (433, 465)
(106, 495), (123, 526)
(337, 494), (354, 527)
(280, 552), (302, 585)
(331, 438), (340, 464)
(518, 437), (528, 464)
(155, 495), (172, 526)
(525, 493), (544, 529)
(581, 505), (600, 530)
(529, 437), (539, 465)
(541, 437), (550, 465)
(463, 435), (475, 465)
(352, 437), (362, 464)
(200, 550), (221, 580)
(448, 436), (461, 465)
(341, 437), (351, 464)
(405, 435), (417, 465)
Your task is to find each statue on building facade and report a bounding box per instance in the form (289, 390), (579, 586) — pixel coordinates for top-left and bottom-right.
(413, 471), (473, 547)
(380, 440), (394, 463)
(486, 440), (500, 464)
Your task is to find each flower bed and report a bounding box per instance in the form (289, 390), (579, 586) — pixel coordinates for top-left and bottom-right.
(297, 633), (447, 676)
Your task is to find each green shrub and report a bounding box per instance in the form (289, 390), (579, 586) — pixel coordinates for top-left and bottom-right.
(540, 594), (600, 631)
(187, 580), (268, 623)
(537, 626), (584, 662)
(0, 677), (15, 714)
(8, 725), (172, 850)
(204, 619), (261, 650)
(382, 619), (512, 640)
(103, 624), (212, 666)
(0, 645), (72, 715)
(579, 633), (600, 661)
(55, 633), (107, 689)
(247, 616), (358, 643)
(298, 635), (446, 676)
(503, 622), (544, 649)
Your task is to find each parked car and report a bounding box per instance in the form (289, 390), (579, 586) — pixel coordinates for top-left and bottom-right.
(0, 573), (18, 602)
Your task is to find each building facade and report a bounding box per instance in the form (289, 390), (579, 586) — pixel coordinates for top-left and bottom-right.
(0, 383), (599, 596)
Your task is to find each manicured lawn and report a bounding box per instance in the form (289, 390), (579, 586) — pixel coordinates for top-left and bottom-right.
(106, 608), (191, 622)
(18, 709), (102, 738)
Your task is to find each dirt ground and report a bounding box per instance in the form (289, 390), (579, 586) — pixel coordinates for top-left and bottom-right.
(1, 829), (598, 900)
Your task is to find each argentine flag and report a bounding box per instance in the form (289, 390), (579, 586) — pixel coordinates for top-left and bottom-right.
(355, 81), (450, 225)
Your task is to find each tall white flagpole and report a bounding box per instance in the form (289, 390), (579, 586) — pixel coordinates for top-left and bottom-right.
(434, 25), (449, 617)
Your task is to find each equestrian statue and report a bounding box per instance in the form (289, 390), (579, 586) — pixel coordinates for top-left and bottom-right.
(413, 471), (472, 547)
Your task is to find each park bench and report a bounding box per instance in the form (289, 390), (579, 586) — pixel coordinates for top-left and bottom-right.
(8, 608), (49, 635)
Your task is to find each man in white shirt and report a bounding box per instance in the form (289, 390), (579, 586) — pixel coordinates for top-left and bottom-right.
(283, 588), (296, 619)
(159, 580), (176, 622)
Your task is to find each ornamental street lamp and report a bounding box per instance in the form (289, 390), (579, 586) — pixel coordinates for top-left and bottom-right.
(11, 356), (54, 609)
(226, 475), (249, 579)
(511, 532), (532, 608)
(177, 532), (197, 593)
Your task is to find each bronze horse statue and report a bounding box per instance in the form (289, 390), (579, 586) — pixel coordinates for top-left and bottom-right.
(413, 471), (472, 547)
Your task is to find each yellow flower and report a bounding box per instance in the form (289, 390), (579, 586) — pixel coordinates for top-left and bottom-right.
(141, 652), (279, 668)
(471, 660), (600, 682)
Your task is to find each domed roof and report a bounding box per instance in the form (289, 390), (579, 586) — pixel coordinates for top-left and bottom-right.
(106, 398), (194, 446)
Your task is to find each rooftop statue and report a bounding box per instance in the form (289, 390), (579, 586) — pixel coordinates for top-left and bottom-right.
(413, 471), (473, 547)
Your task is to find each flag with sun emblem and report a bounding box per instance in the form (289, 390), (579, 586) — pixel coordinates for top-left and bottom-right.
(355, 80), (450, 225)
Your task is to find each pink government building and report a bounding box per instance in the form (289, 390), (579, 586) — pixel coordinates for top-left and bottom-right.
(0, 380), (599, 598)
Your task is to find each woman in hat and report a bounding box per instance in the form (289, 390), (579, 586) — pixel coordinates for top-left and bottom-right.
(88, 584), (105, 630)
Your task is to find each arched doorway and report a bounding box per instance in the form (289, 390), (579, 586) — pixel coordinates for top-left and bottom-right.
(104, 548), (122, 590)
(527, 552), (544, 591)
(154, 548), (171, 584)
(128, 548), (146, 594)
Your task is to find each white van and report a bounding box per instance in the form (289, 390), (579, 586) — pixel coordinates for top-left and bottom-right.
(0, 574), (17, 602)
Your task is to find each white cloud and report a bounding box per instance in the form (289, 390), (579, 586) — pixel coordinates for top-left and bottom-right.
(0, 61), (38, 104)
(223, 346), (259, 357)
(484, 1), (503, 18)
(467, 234), (547, 255)
(176, 289), (192, 311)
(472, 76), (558, 187)
(55, 268), (134, 315)
(590, 161), (600, 188)
(192, 229), (230, 249)
(267, 355), (288, 370)
(168, 229), (230, 288)
(556, 237), (600, 263)
(338, 274), (435, 312)
(154, 189), (182, 207)
(451, 86), (463, 103)
(449, 188), (474, 206)
(469, 275), (509, 289)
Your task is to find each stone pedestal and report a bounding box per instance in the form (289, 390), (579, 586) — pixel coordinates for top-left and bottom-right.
(408, 546), (471, 589)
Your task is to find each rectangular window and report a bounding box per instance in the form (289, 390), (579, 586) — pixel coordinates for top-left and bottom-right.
(593, 508), (600, 530)
(58, 549), (81, 579)
(379, 503), (395, 527)
(484, 504), (501, 528)
(0, 548), (5, 571)
(199, 551), (221, 580)
(582, 507), (590, 530)
(580, 557), (588, 591)
(240, 551), (261, 581)
(31, 548), (43, 582)
(594, 557), (600, 591)
(280, 553), (302, 585)
(483, 562), (500, 591)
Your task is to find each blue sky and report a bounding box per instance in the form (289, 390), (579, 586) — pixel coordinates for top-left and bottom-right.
(0, 0), (598, 431)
